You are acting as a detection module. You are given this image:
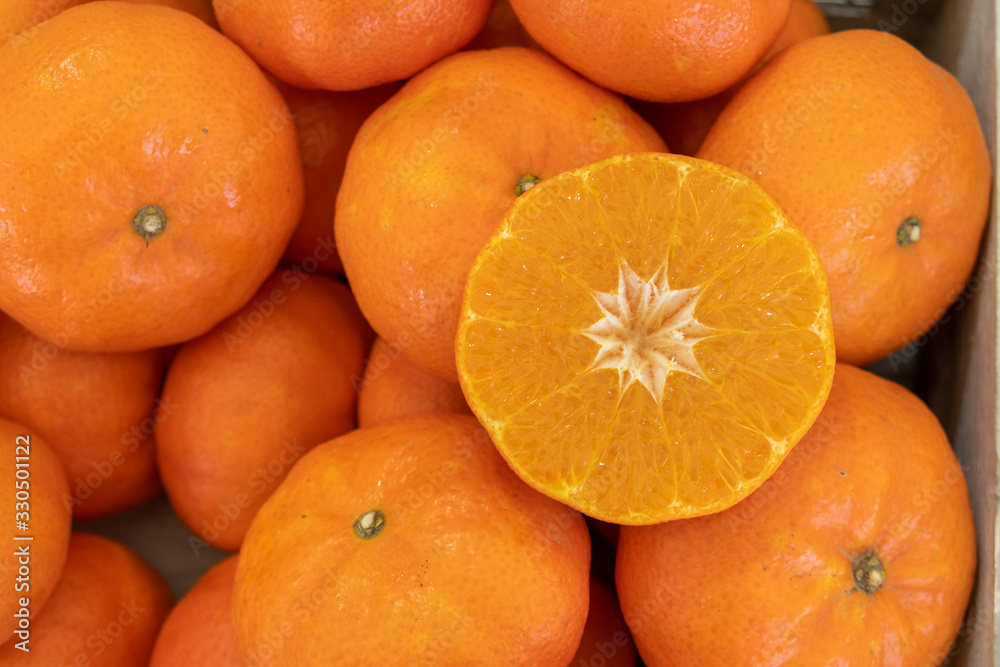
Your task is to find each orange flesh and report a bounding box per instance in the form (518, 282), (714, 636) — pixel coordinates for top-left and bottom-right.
(457, 153), (835, 524)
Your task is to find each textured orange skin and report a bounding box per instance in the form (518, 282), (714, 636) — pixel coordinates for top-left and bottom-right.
(213, 0), (493, 91)
(157, 272), (373, 551)
(233, 413), (591, 666)
(571, 576), (637, 667)
(0, 2), (304, 353)
(0, 419), (70, 645)
(638, 0), (829, 156)
(358, 336), (473, 427)
(465, 0), (540, 51)
(698, 30), (992, 366)
(149, 555), (240, 667)
(0, 0), (89, 48)
(0, 532), (172, 665)
(278, 81), (402, 275)
(0, 0), (217, 50)
(0, 313), (167, 520)
(336, 47), (666, 381)
(616, 364), (977, 667)
(509, 0), (791, 103)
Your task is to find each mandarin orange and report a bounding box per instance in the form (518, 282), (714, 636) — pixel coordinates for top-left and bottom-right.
(698, 29), (992, 365)
(357, 336), (472, 428)
(0, 313), (167, 520)
(509, 0), (791, 102)
(0, 2), (304, 352)
(0, 532), (171, 665)
(233, 413), (591, 666)
(616, 364), (977, 666)
(214, 0), (492, 90)
(149, 555), (240, 667)
(571, 576), (637, 667)
(157, 271), (372, 551)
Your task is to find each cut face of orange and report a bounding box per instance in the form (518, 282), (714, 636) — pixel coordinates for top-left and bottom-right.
(456, 152), (835, 524)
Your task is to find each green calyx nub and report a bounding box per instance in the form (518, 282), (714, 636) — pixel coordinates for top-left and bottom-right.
(131, 205), (167, 246)
(515, 174), (541, 196)
(896, 216), (921, 247)
(353, 509), (385, 540)
(852, 551), (885, 594)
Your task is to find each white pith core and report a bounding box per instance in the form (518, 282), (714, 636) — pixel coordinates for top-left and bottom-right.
(582, 260), (713, 403)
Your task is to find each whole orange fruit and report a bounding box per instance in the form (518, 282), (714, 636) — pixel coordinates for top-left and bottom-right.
(278, 81), (401, 275)
(0, 0), (217, 50)
(0, 312), (167, 520)
(357, 336), (472, 428)
(0, 532), (172, 665)
(149, 555), (240, 667)
(571, 575), (637, 667)
(456, 152), (835, 524)
(0, 418), (70, 646)
(615, 364), (977, 666)
(336, 47), (666, 381)
(637, 0), (830, 156)
(233, 413), (591, 666)
(0, 2), (304, 353)
(213, 0), (492, 91)
(157, 271), (372, 551)
(698, 29), (992, 366)
(509, 0), (791, 102)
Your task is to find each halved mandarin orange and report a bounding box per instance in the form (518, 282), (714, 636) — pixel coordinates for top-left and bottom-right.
(456, 152), (835, 524)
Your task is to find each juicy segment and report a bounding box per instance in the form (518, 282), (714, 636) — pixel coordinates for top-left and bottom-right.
(457, 153), (835, 524)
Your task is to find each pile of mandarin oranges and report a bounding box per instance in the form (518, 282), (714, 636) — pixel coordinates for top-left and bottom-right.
(0, 0), (991, 665)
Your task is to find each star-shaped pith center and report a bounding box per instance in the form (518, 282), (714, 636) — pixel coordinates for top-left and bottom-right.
(582, 260), (713, 403)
